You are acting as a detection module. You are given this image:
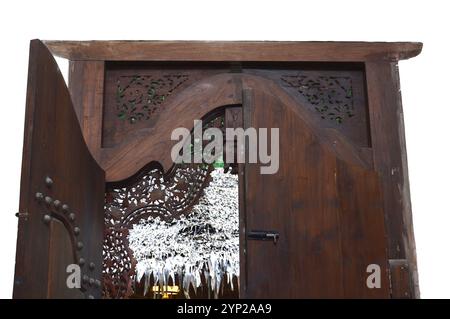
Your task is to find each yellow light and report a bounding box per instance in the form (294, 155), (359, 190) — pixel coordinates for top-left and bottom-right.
(152, 285), (180, 299)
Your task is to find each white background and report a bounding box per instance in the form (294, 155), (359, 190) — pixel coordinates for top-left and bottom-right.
(0, 0), (448, 299)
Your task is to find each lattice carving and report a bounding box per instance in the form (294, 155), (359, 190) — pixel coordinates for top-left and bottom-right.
(102, 163), (213, 298)
(116, 74), (189, 124)
(281, 75), (354, 124)
(106, 164), (213, 224)
(103, 113), (225, 298)
(102, 227), (136, 299)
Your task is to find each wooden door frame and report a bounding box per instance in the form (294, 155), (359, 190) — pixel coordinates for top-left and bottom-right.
(48, 40), (420, 298)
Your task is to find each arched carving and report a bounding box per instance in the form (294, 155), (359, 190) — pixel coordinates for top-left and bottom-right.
(101, 73), (241, 181)
(100, 73), (372, 182)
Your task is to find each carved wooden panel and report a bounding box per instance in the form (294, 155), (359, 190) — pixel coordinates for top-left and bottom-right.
(102, 62), (229, 148)
(244, 65), (371, 148)
(280, 74), (354, 123)
(102, 163), (213, 298)
(115, 74), (189, 124)
(102, 112), (224, 298)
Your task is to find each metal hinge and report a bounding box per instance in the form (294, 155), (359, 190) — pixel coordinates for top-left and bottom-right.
(15, 211), (29, 219)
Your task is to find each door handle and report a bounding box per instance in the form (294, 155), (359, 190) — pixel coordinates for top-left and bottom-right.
(247, 230), (279, 244)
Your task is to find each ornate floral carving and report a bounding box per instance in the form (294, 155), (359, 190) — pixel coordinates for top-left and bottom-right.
(280, 75), (354, 124)
(102, 113), (225, 298)
(116, 74), (189, 124)
(102, 163), (213, 298)
(102, 227), (136, 299)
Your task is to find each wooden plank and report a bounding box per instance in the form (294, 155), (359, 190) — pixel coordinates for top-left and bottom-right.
(389, 259), (413, 298)
(68, 60), (104, 162)
(243, 87), (345, 298)
(44, 41), (422, 62)
(365, 61), (419, 298)
(47, 219), (84, 298)
(336, 160), (390, 298)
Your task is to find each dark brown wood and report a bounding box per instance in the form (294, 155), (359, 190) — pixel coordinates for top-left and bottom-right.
(68, 60), (105, 162)
(15, 40), (421, 299)
(13, 40), (105, 299)
(365, 61), (419, 298)
(102, 63), (229, 148)
(47, 219), (84, 298)
(389, 259), (413, 298)
(43, 41), (422, 62)
(101, 73), (242, 181)
(241, 83), (390, 298)
(244, 67), (371, 148)
(101, 73), (373, 182)
(335, 160), (390, 297)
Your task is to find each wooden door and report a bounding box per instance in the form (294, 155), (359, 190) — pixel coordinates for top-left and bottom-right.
(241, 86), (390, 298)
(13, 40), (105, 299)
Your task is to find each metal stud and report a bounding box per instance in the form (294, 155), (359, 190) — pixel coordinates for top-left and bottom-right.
(44, 196), (53, 205)
(89, 262), (95, 271)
(89, 278), (95, 286)
(35, 192), (44, 202)
(73, 227), (81, 236)
(78, 258), (85, 266)
(82, 275), (89, 283)
(88, 295), (94, 299)
(62, 204), (69, 213)
(53, 200), (61, 209)
(69, 213), (76, 221)
(44, 176), (53, 187)
(77, 241), (84, 250)
(43, 214), (52, 224)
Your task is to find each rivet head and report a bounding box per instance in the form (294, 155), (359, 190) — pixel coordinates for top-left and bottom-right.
(78, 258), (85, 266)
(35, 192), (44, 201)
(89, 278), (95, 286)
(45, 176), (53, 187)
(77, 242), (84, 250)
(53, 200), (61, 209)
(62, 204), (69, 213)
(82, 275), (89, 283)
(89, 262), (95, 270)
(69, 213), (76, 221)
(43, 214), (52, 224)
(73, 227), (81, 236)
(88, 295), (94, 299)
(95, 280), (101, 288)
(44, 196), (53, 205)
